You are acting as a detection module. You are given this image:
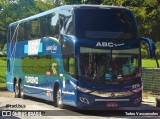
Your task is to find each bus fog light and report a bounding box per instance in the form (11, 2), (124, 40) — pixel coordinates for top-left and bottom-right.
(79, 97), (89, 104)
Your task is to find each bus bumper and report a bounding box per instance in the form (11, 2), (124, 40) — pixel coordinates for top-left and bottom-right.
(77, 91), (142, 109)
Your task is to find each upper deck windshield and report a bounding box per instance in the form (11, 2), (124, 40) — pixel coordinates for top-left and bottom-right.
(80, 47), (140, 82)
(75, 8), (138, 39)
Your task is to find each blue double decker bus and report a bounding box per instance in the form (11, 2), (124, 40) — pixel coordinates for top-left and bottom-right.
(7, 5), (156, 109)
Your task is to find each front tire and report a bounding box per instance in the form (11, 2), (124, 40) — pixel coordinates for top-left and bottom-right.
(20, 81), (27, 99)
(14, 81), (20, 98)
(54, 87), (64, 109)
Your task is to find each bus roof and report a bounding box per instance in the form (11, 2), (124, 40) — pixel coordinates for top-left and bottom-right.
(9, 5), (127, 27)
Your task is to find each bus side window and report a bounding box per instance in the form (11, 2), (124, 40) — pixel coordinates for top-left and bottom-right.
(7, 59), (10, 72)
(51, 11), (59, 39)
(62, 39), (75, 77)
(22, 55), (59, 75)
(24, 22), (32, 40)
(18, 23), (24, 41)
(69, 58), (75, 75)
(10, 26), (17, 43)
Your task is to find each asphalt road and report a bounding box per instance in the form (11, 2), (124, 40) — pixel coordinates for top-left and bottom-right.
(0, 90), (160, 119)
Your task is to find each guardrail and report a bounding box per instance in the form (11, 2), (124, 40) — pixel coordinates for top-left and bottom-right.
(142, 68), (160, 95)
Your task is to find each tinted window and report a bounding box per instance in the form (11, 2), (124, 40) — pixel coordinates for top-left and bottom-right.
(80, 47), (139, 82)
(51, 11), (59, 38)
(10, 25), (18, 43)
(61, 39), (75, 76)
(22, 55), (59, 75)
(31, 19), (40, 39)
(39, 14), (52, 38)
(23, 22), (32, 40)
(7, 59), (10, 72)
(9, 11), (59, 43)
(75, 8), (138, 39)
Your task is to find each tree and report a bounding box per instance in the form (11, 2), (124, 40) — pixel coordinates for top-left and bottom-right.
(0, 0), (55, 49)
(103, 0), (160, 43)
(102, 0), (127, 6)
(61, 0), (81, 4)
(2, 43), (7, 55)
(61, 0), (103, 5)
(1, 0), (160, 57)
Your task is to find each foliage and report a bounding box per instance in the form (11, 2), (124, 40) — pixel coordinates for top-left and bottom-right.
(142, 59), (160, 68)
(2, 43), (7, 55)
(141, 42), (150, 59)
(0, 0), (160, 58)
(0, 57), (6, 88)
(102, 0), (160, 44)
(0, 0), (56, 49)
(62, 0), (160, 43)
(102, 0), (127, 6)
(61, 0), (81, 4)
(141, 41), (160, 59)
(155, 42), (160, 58)
(63, 0), (160, 59)
(61, 0), (103, 4)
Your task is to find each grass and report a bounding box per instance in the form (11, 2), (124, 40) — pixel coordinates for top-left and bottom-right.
(142, 91), (155, 99)
(142, 59), (160, 68)
(0, 57), (6, 88)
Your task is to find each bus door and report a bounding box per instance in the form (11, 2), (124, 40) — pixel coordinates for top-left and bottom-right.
(60, 35), (77, 105)
(44, 54), (60, 99)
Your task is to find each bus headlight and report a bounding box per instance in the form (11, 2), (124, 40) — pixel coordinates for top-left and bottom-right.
(76, 86), (92, 93)
(70, 80), (92, 93)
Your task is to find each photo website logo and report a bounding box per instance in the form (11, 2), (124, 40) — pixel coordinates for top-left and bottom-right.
(2, 111), (11, 116)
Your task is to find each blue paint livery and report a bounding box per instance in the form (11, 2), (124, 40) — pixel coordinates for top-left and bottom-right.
(6, 5), (156, 109)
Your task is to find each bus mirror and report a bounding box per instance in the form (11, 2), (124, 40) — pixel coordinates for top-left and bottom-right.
(140, 37), (156, 58)
(140, 37), (159, 68)
(61, 34), (77, 43)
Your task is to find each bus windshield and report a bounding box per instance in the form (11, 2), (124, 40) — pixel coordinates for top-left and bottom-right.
(75, 8), (137, 39)
(80, 47), (139, 82)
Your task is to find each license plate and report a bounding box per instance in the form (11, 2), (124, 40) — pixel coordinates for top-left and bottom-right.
(107, 102), (118, 107)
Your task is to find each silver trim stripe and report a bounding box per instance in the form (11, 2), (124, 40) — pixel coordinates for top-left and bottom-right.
(95, 99), (129, 102)
(7, 82), (13, 85)
(24, 85), (53, 91)
(62, 91), (75, 95)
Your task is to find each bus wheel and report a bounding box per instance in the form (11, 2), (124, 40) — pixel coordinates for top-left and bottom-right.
(20, 81), (27, 99)
(54, 88), (64, 109)
(14, 81), (20, 98)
